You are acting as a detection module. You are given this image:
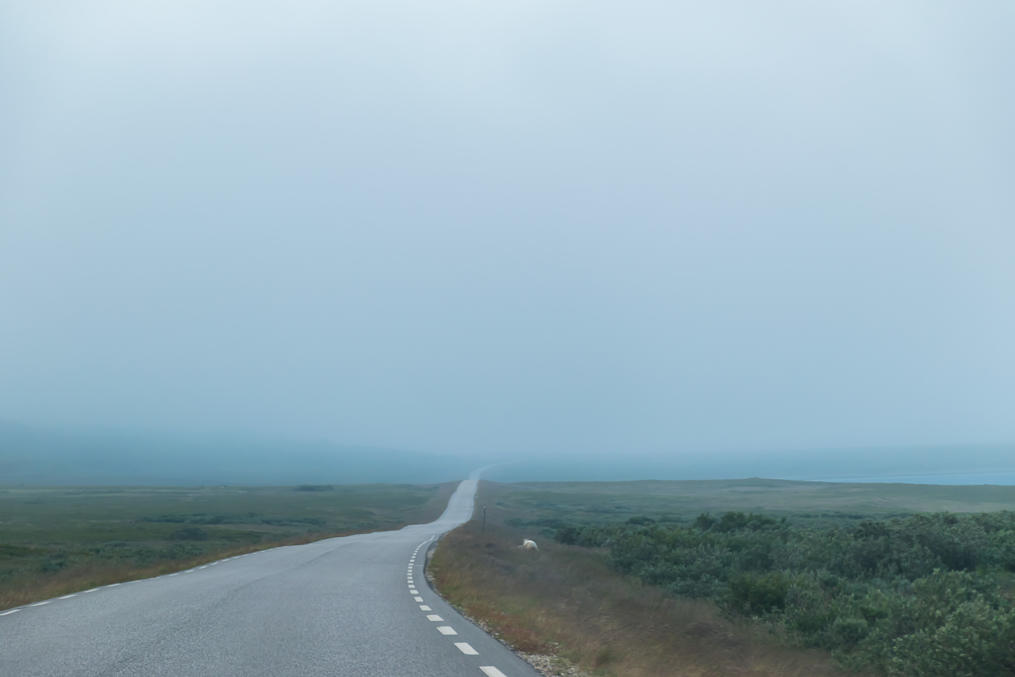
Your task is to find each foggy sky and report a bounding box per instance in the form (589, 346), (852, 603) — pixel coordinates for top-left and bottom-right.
(2, 1), (1013, 458)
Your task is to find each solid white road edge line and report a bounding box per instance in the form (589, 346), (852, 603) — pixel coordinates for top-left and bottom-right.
(1, 609), (20, 616)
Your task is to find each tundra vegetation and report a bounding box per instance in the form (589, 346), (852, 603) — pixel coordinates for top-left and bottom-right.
(0, 483), (451, 610)
(432, 480), (1015, 677)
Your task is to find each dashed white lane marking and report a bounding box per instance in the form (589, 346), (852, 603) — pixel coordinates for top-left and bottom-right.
(419, 605), (432, 611)
(455, 642), (479, 656)
(1, 609), (20, 616)
(414, 596), (424, 602)
(58, 594), (76, 600)
(437, 625), (457, 635)
(29, 601), (51, 607)
(480, 667), (508, 677)
(410, 589), (419, 595)
(426, 614), (444, 622)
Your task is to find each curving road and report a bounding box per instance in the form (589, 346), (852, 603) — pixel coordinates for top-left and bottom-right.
(0, 475), (540, 677)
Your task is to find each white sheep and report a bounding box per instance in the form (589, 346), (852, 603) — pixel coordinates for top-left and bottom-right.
(519, 538), (538, 551)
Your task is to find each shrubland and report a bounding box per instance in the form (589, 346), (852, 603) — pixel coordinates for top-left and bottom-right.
(432, 480), (1015, 676)
(555, 511), (1015, 676)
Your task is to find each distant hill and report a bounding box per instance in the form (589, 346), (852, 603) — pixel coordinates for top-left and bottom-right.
(485, 444), (1015, 485)
(0, 421), (467, 485)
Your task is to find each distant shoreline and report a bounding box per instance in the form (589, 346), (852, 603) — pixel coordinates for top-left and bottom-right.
(800, 471), (1015, 486)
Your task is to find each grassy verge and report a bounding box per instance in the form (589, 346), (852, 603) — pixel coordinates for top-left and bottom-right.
(0, 482), (454, 610)
(430, 481), (857, 677)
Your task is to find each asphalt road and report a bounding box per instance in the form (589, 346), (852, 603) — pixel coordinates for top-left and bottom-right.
(1, 476), (541, 677)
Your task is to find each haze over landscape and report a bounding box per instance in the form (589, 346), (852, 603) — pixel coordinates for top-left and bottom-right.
(2, 1), (1013, 483)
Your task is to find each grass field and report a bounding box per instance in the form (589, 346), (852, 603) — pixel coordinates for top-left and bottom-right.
(0, 482), (453, 610)
(430, 479), (1015, 677)
(492, 478), (1015, 530)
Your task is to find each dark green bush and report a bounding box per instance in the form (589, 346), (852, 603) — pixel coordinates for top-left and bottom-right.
(729, 571), (789, 614)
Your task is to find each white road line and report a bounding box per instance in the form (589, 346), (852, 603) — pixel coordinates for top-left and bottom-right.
(82, 588), (98, 594)
(168, 573), (178, 577)
(419, 605), (432, 611)
(29, 601), (51, 607)
(427, 614), (444, 622)
(455, 642), (479, 656)
(410, 589), (419, 595)
(106, 583), (121, 588)
(414, 596), (424, 602)
(437, 625), (457, 635)
(480, 667), (508, 677)
(58, 594), (76, 600)
(0, 609), (21, 616)
(197, 566), (208, 570)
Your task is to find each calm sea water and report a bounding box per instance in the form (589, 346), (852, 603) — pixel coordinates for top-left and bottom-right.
(807, 471), (1015, 485)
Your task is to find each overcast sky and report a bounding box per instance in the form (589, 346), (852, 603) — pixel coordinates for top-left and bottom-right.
(1, 1), (1013, 458)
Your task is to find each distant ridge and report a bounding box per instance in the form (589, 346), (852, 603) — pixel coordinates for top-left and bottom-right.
(0, 421), (467, 485)
(483, 444), (1015, 485)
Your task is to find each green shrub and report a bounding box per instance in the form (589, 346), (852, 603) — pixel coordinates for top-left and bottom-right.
(729, 571), (788, 614)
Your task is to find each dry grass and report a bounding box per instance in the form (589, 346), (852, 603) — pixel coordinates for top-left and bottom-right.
(431, 510), (857, 676)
